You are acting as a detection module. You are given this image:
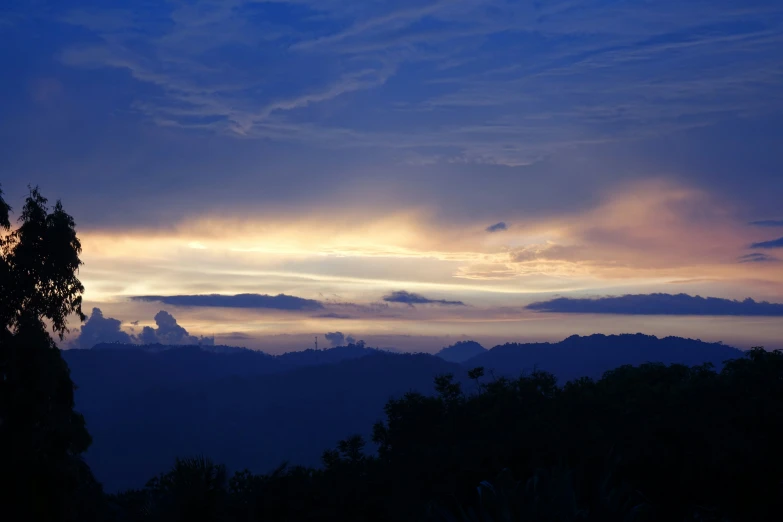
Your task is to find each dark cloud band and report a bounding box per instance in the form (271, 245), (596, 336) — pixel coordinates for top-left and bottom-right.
(527, 293), (783, 316)
(749, 220), (783, 227)
(485, 222), (508, 233)
(739, 253), (780, 263)
(750, 237), (783, 249)
(383, 290), (465, 306)
(132, 293), (323, 311)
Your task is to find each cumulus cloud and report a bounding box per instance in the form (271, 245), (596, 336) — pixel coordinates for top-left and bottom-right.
(75, 307), (135, 348)
(383, 290), (465, 306)
(739, 253), (780, 263)
(72, 308), (214, 347)
(486, 222), (508, 233)
(749, 220), (783, 227)
(324, 331), (357, 347)
(139, 310), (215, 346)
(527, 293), (783, 316)
(324, 331), (345, 346)
(750, 237), (783, 249)
(131, 293), (323, 311)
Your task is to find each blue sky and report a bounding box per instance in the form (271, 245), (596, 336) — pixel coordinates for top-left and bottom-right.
(2, 0), (783, 351)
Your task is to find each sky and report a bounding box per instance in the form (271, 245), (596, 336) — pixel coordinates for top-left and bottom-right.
(2, 0), (783, 352)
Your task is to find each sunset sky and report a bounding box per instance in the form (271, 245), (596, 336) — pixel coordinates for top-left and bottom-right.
(2, 0), (783, 352)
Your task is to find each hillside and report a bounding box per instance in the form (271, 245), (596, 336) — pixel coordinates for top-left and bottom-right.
(462, 334), (743, 382)
(435, 340), (487, 362)
(79, 352), (465, 492)
(64, 343), (379, 411)
(63, 334), (745, 492)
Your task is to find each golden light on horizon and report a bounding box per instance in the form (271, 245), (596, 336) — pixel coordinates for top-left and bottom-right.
(74, 179), (783, 309)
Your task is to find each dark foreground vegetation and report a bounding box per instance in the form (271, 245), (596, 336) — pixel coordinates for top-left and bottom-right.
(2, 186), (783, 521)
(108, 349), (783, 522)
(64, 333), (742, 492)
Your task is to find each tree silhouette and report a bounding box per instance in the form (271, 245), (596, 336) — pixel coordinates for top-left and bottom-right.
(468, 366), (485, 392)
(0, 185), (103, 521)
(104, 346), (783, 521)
(152, 456), (228, 522)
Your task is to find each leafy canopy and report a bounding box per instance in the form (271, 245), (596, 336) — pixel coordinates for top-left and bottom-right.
(0, 184), (85, 338)
(0, 184), (102, 521)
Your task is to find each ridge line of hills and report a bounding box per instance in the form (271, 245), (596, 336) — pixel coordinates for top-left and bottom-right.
(62, 333), (744, 492)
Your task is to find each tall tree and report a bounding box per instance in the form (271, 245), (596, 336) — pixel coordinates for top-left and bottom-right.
(0, 185), (103, 521)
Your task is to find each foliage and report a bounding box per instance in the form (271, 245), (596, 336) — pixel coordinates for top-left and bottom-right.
(0, 185), (102, 521)
(0, 185), (85, 337)
(112, 456), (228, 522)
(106, 348), (783, 522)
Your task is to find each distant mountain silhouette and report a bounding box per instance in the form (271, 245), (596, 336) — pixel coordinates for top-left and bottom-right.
(276, 344), (383, 366)
(63, 334), (745, 492)
(435, 340), (487, 362)
(78, 352), (464, 492)
(86, 342), (381, 363)
(90, 342), (252, 354)
(64, 343), (380, 411)
(462, 334), (743, 382)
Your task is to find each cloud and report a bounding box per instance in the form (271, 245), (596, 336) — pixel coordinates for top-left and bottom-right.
(315, 313), (353, 319)
(7, 0), (783, 323)
(323, 331), (356, 347)
(290, 2), (446, 51)
(527, 293), (783, 316)
(383, 290), (465, 306)
(8, 0), (780, 235)
(131, 293), (323, 311)
(485, 222), (508, 233)
(72, 308), (214, 347)
(750, 237), (783, 249)
(510, 244), (585, 263)
(74, 308), (135, 349)
(749, 220), (783, 227)
(324, 331), (344, 346)
(139, 310), (215, 346)
(739, 253), (780, 263)
(49, 0), (783, 168)
(311, 301), (397, 320)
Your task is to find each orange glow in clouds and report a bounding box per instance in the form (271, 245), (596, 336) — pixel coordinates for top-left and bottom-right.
(73, 180), (783, 351)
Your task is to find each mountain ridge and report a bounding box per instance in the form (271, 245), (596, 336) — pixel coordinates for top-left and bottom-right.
(435, 340), (487, 362)
(460, 333), (743, 382)
(62, 334), (748, 492)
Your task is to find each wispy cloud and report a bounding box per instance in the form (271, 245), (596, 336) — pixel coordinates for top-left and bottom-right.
(5, 0), (783, 349)
(751, 237), (783, 249)
(290, 1), (448, 51)
(750, 220), (783, 227)
(739, 253), (780, 263)
(49, 0), (783, 165)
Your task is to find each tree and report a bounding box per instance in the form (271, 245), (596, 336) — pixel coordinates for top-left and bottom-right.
(152, 456), (229, 522)
(467, 366), (485, 392)
(0, 185), (85, 333)
(0, 185), (103, 521)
